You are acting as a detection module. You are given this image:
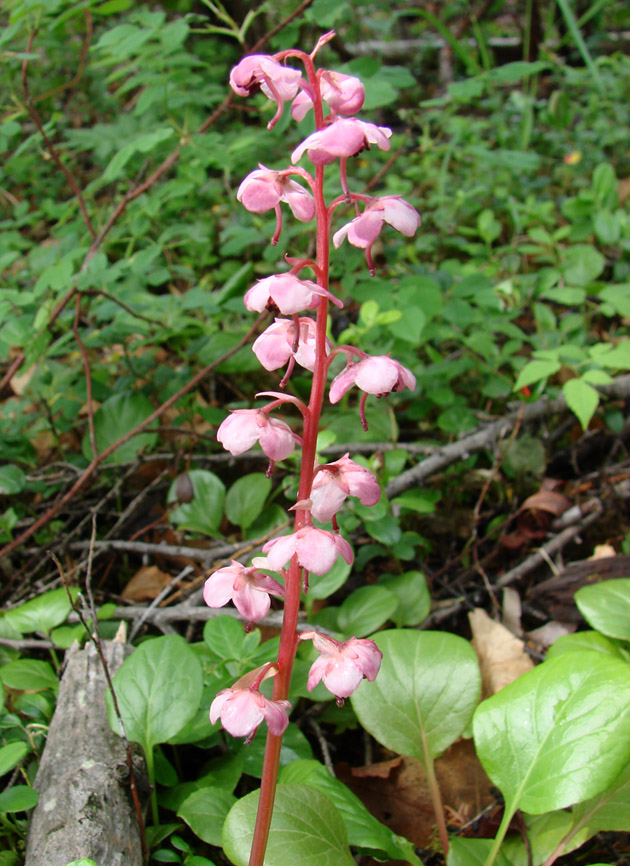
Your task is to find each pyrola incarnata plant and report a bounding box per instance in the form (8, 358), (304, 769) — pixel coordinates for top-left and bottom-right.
(205, 31), (420, 866)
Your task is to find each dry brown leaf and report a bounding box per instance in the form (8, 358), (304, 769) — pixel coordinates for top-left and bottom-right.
(469, 608), (533, 697)
(519, 489), (571, 517)
(10, 363), (37, 396)
(590, 543), (616, 560)
(122, 565), (173, 601)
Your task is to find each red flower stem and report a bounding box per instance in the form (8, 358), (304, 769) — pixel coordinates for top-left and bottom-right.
(248, 54), (329, 866)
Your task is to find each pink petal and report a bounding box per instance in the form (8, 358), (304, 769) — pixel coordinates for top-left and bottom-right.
(332, 222), (351, 249)
(203, 567), (239, 608)
(217, 411), (260, 455)
(263, 533), (298, 571)
(258, 417), (296, 461)
(329, 365), (359, 404)
(252, 323), (294, 371)
(334, 533), (354, 565)
(306, 655), (328, 691)
(237, 171), (280, 213)
(354, 357), (399, 394)
(233, 581), (271, 621)
(296, 527), (338, 574)
(261, 697), (291, 735)
(381, 197), (421, 236)
(218, 691), (264, 738)
(309, 476), (347, 522)
(209, 690), (230, 725)
(290, 90), (314, 121)
(347, 639), (383, 681)
(322, 659), (364, 698)
(347, 211), (385, 248)
(282, 181), (315, 222)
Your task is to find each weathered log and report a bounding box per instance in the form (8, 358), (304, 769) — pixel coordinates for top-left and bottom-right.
(25, 639), (146, 866)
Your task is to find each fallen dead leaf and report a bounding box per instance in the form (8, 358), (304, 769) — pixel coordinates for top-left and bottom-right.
(469, 608), (533, 697)
(9, 363), (37, 396)
(590, 543), (616, 560)
(122, 564), (173, 601)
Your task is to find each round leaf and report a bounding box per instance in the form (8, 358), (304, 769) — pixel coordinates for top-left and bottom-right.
(223, 784), (355, 866)
(380, 571), (431, 627)
(563, 378), (599, 431)
(337, 585), (397, 637)
(575, 578), (630, 641)
(83, 392), (158, 463)
(168, 469), (225, 536)
(0, 466), (25, 495)
(108, 635), (203, 751)
(0, 659), (58, 692)
(351, 630), (481, 765)
(224, 473), (271, 532)
(178, 787), (236, 846)
(308, 557), (351, 601)
(0, 785), (38, 812)
(0, 742), (28, 777)
(473, 652), (630, 814)
(4, 587), (78, 635)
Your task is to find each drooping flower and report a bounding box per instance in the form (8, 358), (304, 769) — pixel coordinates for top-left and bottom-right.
(203, 558), (285, 622)
(237, 167), (315, 222)
(291, 70), (365, 121)
(210, 665), (291, 739)
(244, 273), (342, 315)
(299, 631), (382, 699)
(252, 317), (330, 372)
(329, 355), (416, 404)
(291, 118), (392, 165)
(217, 409), (298, 461)
(229, 55), (303, 129)
(333, 196), (420, 250)
(309, 454), (380, 522)
(262, 525), (353, 575)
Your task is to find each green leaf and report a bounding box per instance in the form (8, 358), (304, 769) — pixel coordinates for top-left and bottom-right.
(223, 784), (355, 866)
(3, 587), (78, 635)
(571, 761), (630, 837)
(178, 788), (237, 846)
(61, 861), (101, 866)
(563, 378), (600, 430)
(594, 210), (621, 245)
(599, 285), (630, 317)
(107, 635), (203, 752)
(0, 659), (58, 692)
(392, 489), (440, 514)
(380, 571), (431, 627)
(308, 557), (351, 601)
(447, 837), (512, 866)
(483, 60), (549, 83)
(279, 760), (422, 865)
(575, 578), (630, 640)
(238, 723), (313, 778)
(203, 615), (245, 660)
(83, 392), (158, 464)
(351, 630), (481, 765)
(473, 652), (630, 815)
(0, 465), (25, 495)
(513, 359), (561, 391)
(546, 630), (630, 662)
(224, 473), (271, 532)
(167, 469), (225, 536)
(561, 244), (605, 286)
(103, 128), (174, 182)
(0, 742), (28, 776)
(0, 785), (38, 812)
(337, 585), (397, 637)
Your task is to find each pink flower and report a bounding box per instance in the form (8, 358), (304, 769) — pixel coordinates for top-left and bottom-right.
(210, 670), (291, 738)
(237, 167), (315, 222)
(252, 317), (330, 372)
(217, 409), (298, 461)
(244, 274), (343, 315)
(309, 454), (381, 522)
(333, 196), (420, 250)
(299, 631), (382, 699)
(291, 71), (365, 121)
(262, 526), (353, 575)
(229, 55), (303, 128)
(329, 356), (416, 404)
(291, 118), (392, 166)
(203, 558), (285, 622)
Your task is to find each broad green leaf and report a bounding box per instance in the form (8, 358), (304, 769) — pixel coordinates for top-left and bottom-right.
(599, 285), (630, 316)
(238, 723), (312, 779)
(83, 392), (158, 464)
(351, 630), (481, 765)
(3, 587), (78, 635)
(392, 489), (440, 514)
(447, 837), (512, 866)
(337, 585), (397, 637)
(563, 378), (599, 430)
(0, 659), (58, 692)
(562, 244), (605, 286)
(0, 465), (25, 495)
(0, 785), (38, 812)
(223, 784), (355, 866)
(0, 742), (28, 776)
(547, 630), (630, 662)
(308, 557), (351, 601)
(594, 210), (621, 245)
(61, 861), (100, 866)
(108, 635), (203, 751)
(380, 571), (431, 627)
(103, 128), (174, 181)
(0, 852), (18, 866)
(575, 578), (630, 640)
(168, 469), (225, 536)
(203, 615), (246, 660)
(279, 760), (422, 865)
(473, 652), (630, 815)
(178, 788), (236, 846)
(224, 473), (271, 532)
(513, 358), (561, 391)
(570, 762), (630, 842)
(497, 811), (574, 866)
(160, 754), (243, 811)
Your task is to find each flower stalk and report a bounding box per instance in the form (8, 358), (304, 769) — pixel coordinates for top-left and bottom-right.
(205, 32), (420, 866)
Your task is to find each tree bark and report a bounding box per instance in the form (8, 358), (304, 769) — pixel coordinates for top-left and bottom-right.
(25, 640), (146, 866)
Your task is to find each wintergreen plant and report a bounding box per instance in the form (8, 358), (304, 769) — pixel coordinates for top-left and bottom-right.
(202, 31), (420, 865)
